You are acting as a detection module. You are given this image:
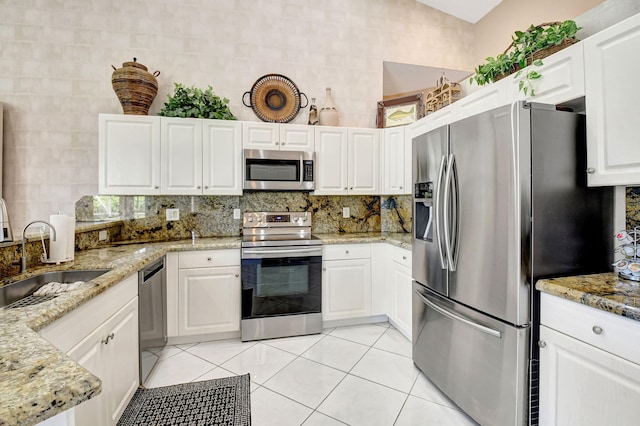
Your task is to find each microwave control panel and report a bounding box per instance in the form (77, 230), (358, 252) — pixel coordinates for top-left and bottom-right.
(303, 160), (314, 182)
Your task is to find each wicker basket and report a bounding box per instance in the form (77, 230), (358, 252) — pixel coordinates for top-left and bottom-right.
(502, 22), (578, 68)
(111, 58), (160, 115)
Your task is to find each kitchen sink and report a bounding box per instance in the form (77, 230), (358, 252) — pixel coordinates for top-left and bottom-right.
(0, 269), (110, 309)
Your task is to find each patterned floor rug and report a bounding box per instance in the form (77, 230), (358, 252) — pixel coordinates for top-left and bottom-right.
(117, 374), (251, 426)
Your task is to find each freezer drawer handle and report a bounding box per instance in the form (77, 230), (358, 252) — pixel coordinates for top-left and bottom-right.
(414, 289), (502, 339)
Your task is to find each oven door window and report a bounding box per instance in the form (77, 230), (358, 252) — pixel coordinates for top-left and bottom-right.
(245, 159), (300, 182)
(242, 255), (321, 318)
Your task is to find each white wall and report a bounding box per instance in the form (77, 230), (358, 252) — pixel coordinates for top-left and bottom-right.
(0, 0), (474, 232)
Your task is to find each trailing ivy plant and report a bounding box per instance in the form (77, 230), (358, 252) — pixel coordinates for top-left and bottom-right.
(159, 83), (236, 120)
(470, 20), (581, 96)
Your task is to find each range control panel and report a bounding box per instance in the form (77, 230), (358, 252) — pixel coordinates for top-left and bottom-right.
(243, 212), (311, 228)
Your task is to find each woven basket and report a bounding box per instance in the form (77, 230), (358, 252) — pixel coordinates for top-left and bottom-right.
(111, 58), (160, 115)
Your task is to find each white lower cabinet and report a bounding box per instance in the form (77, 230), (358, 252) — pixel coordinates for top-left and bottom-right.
(539, 292), (640, 425)
(389, 247), (412, 339)
(38, 273), (139, 426)
(167, 250), (241, 339)
(322, 244), (372, 321)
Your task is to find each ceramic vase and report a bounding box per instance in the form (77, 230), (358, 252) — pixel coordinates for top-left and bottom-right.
(319, 87), (339, 126)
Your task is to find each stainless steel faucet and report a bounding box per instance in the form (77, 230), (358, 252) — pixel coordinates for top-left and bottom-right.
(21, 220), (56, 272)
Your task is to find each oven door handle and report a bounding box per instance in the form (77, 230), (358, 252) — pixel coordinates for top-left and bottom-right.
(242, 247), (323, 258)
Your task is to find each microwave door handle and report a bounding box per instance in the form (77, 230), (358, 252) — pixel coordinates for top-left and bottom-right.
(299, 155), (304, 187)
(414, 289), (502, 338)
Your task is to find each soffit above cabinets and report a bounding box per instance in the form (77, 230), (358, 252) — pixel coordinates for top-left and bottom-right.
(416, 0), (503, 23)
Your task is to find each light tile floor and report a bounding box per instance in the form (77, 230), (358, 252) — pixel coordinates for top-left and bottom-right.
(144, 322), (479, 426)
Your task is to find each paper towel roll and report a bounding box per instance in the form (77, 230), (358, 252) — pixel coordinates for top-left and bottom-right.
(49, 214), (75, 262)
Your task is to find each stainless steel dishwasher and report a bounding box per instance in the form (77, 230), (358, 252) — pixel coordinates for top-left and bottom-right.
(138, 256), (167, 384)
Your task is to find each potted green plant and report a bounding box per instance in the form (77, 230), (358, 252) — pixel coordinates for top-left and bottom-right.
(470, 20), (581, 96)
(158, 83), (236, 120)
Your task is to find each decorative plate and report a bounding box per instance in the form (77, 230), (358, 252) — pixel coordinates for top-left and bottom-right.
(243, 74), (308, 123)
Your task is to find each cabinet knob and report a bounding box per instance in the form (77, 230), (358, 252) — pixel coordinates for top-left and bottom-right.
(538, 340), (547, 348)
(276, 142), (280, 145)
(197, 186), (201, 189)
(102, 332), (115, 345)
(204, 186), (208, 189)
(402, 256), (407, 260)
(154, 185), (159, 189)
(345, 250), (349, 254)
(344, 187), (348, 190)
(207, 257), (212, 261)
(587, 167), (596, 174)
(399, 186), (403, 189)
(350, 187), (353, 190)
(235, 273), (239, 278)
(592, 325), (603, 335)
(322, 267), (326, 271)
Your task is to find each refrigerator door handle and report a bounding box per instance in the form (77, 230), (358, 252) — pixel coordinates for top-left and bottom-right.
(443, 154), (460, 271)
(414, 289), (503, 338)
(434, 155), (448, 269)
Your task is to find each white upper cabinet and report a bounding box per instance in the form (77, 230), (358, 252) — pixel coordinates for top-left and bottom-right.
(314, 126), (380, 195)
(584, 12), (640, 186)
(243, 122), (314, 151)
(511, 41), (585, 105)
(100, 114), (242, 195)
(348, 128), (380, 195)
(314, 126), (349, 194)
(382, 126), (410, 195)
(161, 118), (203, 195)
(99, 114), (161, 195)
(202, 120), (242, 195)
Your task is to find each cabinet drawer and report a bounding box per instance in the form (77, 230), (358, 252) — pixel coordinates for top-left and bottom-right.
(392, 246), (412, 268)
(540, 292), (640, 365)
(178, 249), (240, 269)
(323, 243), (371, 261)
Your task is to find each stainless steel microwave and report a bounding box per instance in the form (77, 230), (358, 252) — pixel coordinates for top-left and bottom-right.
(243, 149), (315, 191)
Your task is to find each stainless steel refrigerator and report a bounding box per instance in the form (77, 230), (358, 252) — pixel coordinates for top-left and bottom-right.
(411, 101), (613, 426)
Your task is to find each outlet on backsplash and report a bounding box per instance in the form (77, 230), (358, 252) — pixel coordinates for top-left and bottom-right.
(343, 207), (350, 218)
(166, 209), (180, 221)
(98, 230), (108, 241)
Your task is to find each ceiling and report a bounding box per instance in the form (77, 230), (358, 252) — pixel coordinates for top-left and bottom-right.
(416, 0), (503, 23)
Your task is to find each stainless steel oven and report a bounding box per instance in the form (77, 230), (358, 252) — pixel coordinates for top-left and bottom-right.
(243, 149), (315, 191)
(241, 212), (322, 341)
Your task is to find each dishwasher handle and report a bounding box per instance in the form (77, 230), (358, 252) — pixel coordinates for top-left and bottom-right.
(141, 258), (165, 283)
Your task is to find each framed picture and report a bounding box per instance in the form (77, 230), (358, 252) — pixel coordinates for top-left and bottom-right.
(376, 93), (425, 128)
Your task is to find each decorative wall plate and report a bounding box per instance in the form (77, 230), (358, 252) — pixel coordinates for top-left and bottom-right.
(243, 74), (308, 123)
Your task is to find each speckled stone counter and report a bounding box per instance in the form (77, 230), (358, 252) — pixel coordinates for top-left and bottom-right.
(536, 273), (640, 322)
(0, 232), (410, 426)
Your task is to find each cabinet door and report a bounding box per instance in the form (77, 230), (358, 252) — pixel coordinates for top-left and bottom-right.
(161, 117), (203, 195)
(314, 126), (348, 195)
(203, 119), (242, 195)
(456, 80), (508, 121)
(322, 258), (371, 321)
(584, 13), (640, 186)
(68, 297), (139, 426)
(280, 124), (314, 151)
(382, 127), (408, 195)
(98, 114), (161, 195)
(391, 261), (412, 339)
(348, 128), (380, 194)
(242, 122), (278, 150)
(512, 41), (585, 104)
(104, 298), (139, 425)
(539, 325), (640, 426)
(178, 266), (241, 336)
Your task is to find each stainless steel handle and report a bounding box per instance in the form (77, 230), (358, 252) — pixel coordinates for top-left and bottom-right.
(414, 289), (502, 338)
(299, 154), (304, 187)
(592, 325), (603, 335)
(434, 155), (447, 269)
(243, 248), (321, 255)
(102, 332), (115, 345)
(449, 154), (460, 271)
(443, 154), (458, 271)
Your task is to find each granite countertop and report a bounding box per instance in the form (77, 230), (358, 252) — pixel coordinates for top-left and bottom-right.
(536, 273), (640, 322)
(0, 232), (409, 426)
